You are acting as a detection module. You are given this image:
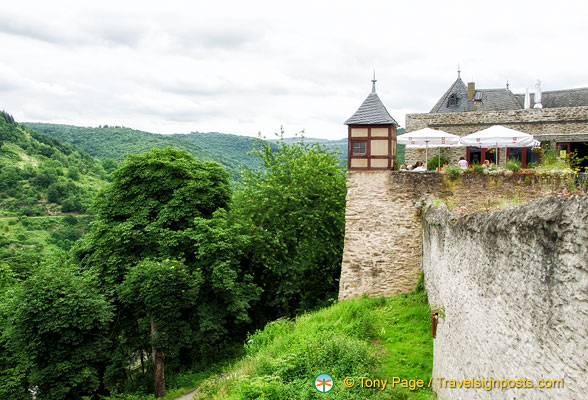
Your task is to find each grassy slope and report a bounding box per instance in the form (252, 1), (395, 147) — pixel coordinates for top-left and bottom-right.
(192, 291), (433, 400)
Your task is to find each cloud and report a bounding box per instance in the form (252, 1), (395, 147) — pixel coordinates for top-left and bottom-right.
(2, 0), (588, 139)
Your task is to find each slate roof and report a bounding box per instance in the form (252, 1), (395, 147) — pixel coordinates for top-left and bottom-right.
(430, 78), (470, 113)
(473, 89), (522, 111)
(430, 78), (522, 113)
(514, 87), (588, 108)
(432, 78), (588, 113)
(345, 87), (399, 126)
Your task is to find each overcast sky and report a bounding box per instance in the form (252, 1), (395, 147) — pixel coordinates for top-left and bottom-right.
(2, 0), (588, 139)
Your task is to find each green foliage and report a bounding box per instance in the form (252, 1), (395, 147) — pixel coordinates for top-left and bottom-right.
(444, 166), (462, 180)
(0, 216), (93, 279)
(506, 158), (522, 172)
(569, 149), (588, 171)
(539, 143), (568, 169)
(0, 113), (107, 217)
(426, 150), (449, 171)
(25, 123), (247, 180)
(72, 147), (261, 394)
(5, 263), (113, 400)
(233, 134), (347, 318)
(473, 164), (485, 173)
(119, 259), (202, 357)
(199, 294), (433, 400)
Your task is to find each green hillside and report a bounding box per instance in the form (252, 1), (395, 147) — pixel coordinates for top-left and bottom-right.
(175, 132), (276, 171)
(25, 123), (253, 179)
(1, 113), (108, 217)
(25, 123), (405, 173)
(277, 127), (406, 166)
(0, 111), (109, 278)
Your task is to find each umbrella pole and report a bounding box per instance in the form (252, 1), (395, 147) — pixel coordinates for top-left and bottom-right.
(425, 141), (428, 168)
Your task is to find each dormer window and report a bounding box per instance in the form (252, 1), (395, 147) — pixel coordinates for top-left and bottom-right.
(447, 94), (458, 107)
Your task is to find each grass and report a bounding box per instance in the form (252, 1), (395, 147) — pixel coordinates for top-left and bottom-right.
(193, 290), (434, 400)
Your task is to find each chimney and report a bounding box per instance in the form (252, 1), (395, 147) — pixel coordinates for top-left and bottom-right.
(467, 82), (475, 101)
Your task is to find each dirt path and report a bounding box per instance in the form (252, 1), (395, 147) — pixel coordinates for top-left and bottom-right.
(0, 214), (89, 219)
(173, 389), (198, 400)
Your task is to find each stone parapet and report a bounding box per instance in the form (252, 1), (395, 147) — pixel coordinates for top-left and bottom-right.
(338, 171), (580, 300)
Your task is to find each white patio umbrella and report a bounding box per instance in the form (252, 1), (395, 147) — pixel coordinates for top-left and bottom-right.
(461, 125), (537, 165)
(406, 142), (464, 170)
(397, 128), (462, 168)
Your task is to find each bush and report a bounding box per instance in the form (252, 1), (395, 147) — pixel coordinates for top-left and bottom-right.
(444, 166), (462, 180)
(426, 153), (449, 171)
(506, 159), (522, 172)
(473, 164), (485, 173)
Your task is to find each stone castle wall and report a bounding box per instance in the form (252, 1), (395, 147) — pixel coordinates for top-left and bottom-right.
(422, 195), (588, 399)
(338, 171), (574, 300)
(404, 106), (588, 167)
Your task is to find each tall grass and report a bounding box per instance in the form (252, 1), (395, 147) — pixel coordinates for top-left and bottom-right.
(196, 291), (434, 400)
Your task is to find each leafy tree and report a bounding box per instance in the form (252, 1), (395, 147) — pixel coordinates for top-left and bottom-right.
(6, 263), (113, 400)
(119, 259), (201, 398)
(233, 134), (347, 318)
(72, 147), (259, 396)
(66, 165), (80, 180)
(0, 283), (30, 400)
(101, 158), (119, 174)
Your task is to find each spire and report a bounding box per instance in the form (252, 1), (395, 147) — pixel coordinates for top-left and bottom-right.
(457, 64), (461, 79)
(371, 70), (377, 94)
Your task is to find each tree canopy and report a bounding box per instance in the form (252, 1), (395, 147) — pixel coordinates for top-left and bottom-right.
(233, 136), (347, 318)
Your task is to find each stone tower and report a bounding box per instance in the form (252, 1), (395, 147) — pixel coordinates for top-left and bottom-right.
(345, 75), (399, 170)
(339, 78), (419, 300)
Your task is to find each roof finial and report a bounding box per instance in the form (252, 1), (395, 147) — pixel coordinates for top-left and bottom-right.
(457, 64), (461, 79)
(506, 80), (510, 90)
(371, 70), (377, 94)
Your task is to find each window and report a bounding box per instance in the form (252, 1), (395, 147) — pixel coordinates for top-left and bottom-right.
(447, 94), (458, 107)
(352, 142), (366, 155)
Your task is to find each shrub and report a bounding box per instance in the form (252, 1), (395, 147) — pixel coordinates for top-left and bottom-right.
(426, 154), (449, 171)
(473, 164), (485, 173)
(444, 166), (462, 180)
(506, 159), (522, 172)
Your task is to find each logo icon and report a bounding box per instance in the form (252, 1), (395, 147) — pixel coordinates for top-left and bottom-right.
(315, 373), (333, 393)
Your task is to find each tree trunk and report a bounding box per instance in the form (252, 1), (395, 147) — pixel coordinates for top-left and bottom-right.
(150, 319), (166, 398)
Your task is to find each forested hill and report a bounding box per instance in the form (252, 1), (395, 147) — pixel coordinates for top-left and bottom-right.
(1, 112), (108, 217)
(25, 123), (261, 179)
(24, 123), (378, 173)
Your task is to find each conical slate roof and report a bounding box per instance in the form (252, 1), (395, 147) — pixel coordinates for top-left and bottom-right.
(345, 81), (399, 126)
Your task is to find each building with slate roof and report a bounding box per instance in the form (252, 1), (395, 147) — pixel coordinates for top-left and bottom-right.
(431, 72), (588, 113)
(345, 75), (399, 170)
(405, 71), (588, 169)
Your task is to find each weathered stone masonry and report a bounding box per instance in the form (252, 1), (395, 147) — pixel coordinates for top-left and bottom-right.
(338, 171), (571, 300)
(423, 195), (588, 400)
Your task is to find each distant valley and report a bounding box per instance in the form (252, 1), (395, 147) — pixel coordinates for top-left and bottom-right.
(24, 123), (356, 179)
